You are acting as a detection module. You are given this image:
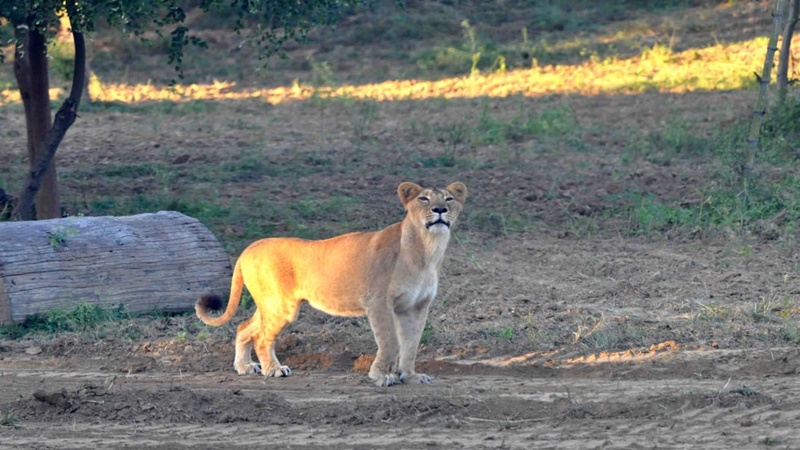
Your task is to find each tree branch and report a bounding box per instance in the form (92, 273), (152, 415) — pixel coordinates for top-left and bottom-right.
(778, 0), (800, 103)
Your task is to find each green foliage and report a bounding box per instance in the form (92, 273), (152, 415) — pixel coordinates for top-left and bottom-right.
(647, 118), (715, 157)
(486, 325), (516, 341)
(307, 57), (337, 87)
(48, 40), (77, 81)
(0, 303), (129, 338)
(416, 19), (504, 77)
(420, 322), (435, 346)
(609, 109), (800, 238)
(0, 0), (371, 77)
(622, 119), (717, 166)
(474, 105), (579, 145)
(761, 95), (800, 163)
(779, 321), (800, 344)
(91, 194), (224, 220)
(619, 168), (800, 237)
(84, 183), (362, 253)
(464, 210), (537, 235)
(0, 410), (18, 427)
(46, 226), (78, 248)
(625, 192), (697, 234)
(350, 100), (380, 142)
(97, 163), (163, 178)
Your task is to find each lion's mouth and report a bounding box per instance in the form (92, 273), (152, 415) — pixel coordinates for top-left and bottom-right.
(426, 218), (450, 229)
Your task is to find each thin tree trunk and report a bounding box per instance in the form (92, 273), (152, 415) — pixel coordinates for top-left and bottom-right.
(12, 21), (61, 220)
(13, 25), (86, 220)
(778, 0), (800, 103)
(744, 0), (787, 173)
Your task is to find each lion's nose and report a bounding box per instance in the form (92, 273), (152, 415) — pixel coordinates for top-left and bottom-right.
(432, 207), (448, 214)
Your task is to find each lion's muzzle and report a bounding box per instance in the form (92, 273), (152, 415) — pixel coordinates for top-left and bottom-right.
(425, 217), (450, 229)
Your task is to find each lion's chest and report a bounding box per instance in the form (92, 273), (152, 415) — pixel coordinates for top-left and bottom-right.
(391, 268), (439, 311)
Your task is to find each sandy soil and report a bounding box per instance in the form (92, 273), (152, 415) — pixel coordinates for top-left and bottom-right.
(1, 335), (799, 449)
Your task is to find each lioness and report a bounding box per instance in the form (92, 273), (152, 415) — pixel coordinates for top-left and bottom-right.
(196, 181), (467, 387)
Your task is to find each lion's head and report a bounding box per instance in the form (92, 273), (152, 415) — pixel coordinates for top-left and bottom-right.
(397, 181), (467, 234)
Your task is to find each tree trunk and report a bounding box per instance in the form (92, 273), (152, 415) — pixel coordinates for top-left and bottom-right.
(13, 8), (90, 221)
(0, 211), (233, 324)
(778, 0), (800, 103)
(744, 0), (787, 173)
(12, 21), (61, 220)
(14, 28), (86, 221)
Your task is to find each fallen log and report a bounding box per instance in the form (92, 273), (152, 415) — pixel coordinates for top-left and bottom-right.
(0, 211), (232, 324)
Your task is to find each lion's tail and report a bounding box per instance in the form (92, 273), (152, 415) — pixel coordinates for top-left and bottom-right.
(195, 259), (244, 327)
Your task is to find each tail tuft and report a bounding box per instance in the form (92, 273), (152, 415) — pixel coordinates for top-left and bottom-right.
(195, 260), (243, 327)
(197, 293), (224, 311)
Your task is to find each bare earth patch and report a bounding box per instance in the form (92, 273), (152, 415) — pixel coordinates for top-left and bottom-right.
(0, 344), (799, 448)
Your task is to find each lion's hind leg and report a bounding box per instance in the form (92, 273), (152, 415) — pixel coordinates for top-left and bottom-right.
(234, 314), (262, 375)
(252, 297), (301, 379)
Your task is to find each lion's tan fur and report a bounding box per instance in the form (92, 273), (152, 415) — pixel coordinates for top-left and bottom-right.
(196, 181), (467, 386)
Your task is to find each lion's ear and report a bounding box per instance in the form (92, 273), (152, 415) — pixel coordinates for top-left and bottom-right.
(397, 182), (423, 206)
(446, 182), (467, 204)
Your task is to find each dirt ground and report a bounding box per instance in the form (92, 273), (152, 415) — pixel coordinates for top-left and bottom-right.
(0, 346), (799, 449)
(1, 231), (800, 449)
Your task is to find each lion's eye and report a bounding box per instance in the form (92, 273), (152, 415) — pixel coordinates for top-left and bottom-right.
(418, 196), (429, 202)
(445, 196), (454, 202)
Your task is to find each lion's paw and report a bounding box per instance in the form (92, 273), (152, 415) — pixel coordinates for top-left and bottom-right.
(265, 365), (292, 378)
(399, 372), (432, 384)
(235, 362), (262, 375)
(373, 373), (399, 388)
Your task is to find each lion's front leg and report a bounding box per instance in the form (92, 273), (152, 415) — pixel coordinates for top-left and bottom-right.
(365, 303), (401, 387)
(396, 299), (434, 384)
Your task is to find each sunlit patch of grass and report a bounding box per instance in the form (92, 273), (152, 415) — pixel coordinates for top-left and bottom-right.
(0, 38), (771, 106)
